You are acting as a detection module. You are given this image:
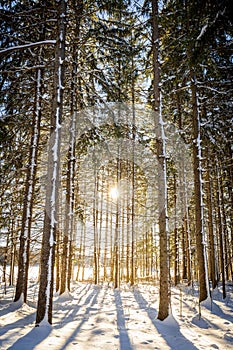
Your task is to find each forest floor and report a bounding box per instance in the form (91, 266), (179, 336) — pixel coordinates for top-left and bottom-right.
(0, 277), (233, 350)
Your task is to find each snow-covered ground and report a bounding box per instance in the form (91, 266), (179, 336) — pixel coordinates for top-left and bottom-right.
(0, 277), (233, 349)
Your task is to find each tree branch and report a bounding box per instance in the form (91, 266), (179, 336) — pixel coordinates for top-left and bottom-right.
(0, 40), (56, 57)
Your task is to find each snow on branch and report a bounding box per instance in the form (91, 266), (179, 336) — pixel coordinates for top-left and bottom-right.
(0, 40), (56, 57)
(197, 24), (208, 41)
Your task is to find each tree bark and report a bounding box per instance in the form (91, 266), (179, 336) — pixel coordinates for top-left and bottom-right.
(151, 0), (170, 321)
(174, 173), (180, 285)
(36, 0), (66, 325)
(216, 158), (226, 299)
(191, 77), (210, 303)
(14, 66), (42, 303)
(206, 152), (217, 289)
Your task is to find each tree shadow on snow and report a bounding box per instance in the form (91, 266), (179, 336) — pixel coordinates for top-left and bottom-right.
(0, 311), (36, 337)
(58, 285), (101, 349)
(191, 299), (233, 330)
(114, 289), (134, 350)
(203, 299), (233, 323)
(133, 289), (199, 350)
(7, 324), (52, 350)
(4, 285), (101, 350)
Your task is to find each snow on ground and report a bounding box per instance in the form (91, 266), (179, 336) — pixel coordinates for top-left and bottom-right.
(0, 280), (233, 350)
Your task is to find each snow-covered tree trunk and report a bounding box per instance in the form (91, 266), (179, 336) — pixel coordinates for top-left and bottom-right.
(183, 169), (192, 286)
(191, 76), (210, 303)
(216, 157), (226, 299)
(151, 0), (170, 321)
(104, 177), (109, 281)
(36, 0), (66, 325)
(93, 169), (99, 285)
(131, 64), (136, 287)
(60, 0), (83, 294)
(174, 173), (180, 286)
(114, 152), (121, 289)
(206, 150), (217, 289)
(126, 171), (131, 283)
(220, 170), (229, 282)
(14, 67), (42, 303)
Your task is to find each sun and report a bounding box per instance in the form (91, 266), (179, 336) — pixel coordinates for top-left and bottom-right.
(110, 187), (119, 200)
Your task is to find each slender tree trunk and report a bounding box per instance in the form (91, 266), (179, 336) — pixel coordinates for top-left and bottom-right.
(9, 217), (16, 286)
(60, 67), (76, 294)
(184, 0), (209, 302)
(130, 64), (136, 286)
(93, 170), (99, 285)
(114, 153), (121, 289)
(191, 77), (210, 303)
(220, 170), (229, 281)
(67, 239), (73, 291)
(110, 197), (114, 282)
(36, 0), (66, 325)
(216, 158), (226, 298)
(126, 176), (130, 283)
(121, 200), (125, 282)
(3, 234), (9, 293)
(98, 173), (104, 282)
(206, 153), (217, 289)
(76, 221), (82, 281)
(14, 67), (42, 303)
(104, 177), (109, 281)
(174, 173), (180, 285)
(226, 145), (233, 278)
(55, 228), (60, 292)
(181, 225), (187, 280)
(81, 218), (86, 281)
(151, 0), (170, 321)
(60, 0), (83, 294)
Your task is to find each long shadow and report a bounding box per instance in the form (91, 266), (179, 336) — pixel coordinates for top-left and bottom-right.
(98, 284), (109, 306)
(0, 300), (25, 318)
(58, 285), (101, 349)
(3, 284), (98, 350)
(173, 288), (233, 328)
(5, 286), (101, 350)
(203, 299), (233, 323)
(7, 324), (52, 350)
(55, 284), (100, 327)
(133, 288), (199, 350)
(191, 299), (233, 331)
(52, 284), (93, 326)
(174, 290), (233, 330)
(114, 289), (134, 350)
(0, 311), (36, 337)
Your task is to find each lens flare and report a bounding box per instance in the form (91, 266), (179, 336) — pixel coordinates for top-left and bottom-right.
(110, 187), (119, 200)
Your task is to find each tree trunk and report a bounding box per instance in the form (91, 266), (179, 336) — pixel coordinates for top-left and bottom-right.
(3, 233), (9, 293)
(206, 153), (217, 289)
(220, 169), (229, 281)
(9, 217), (16, 286)
(151, 0), (170, 321)
(104, 177), (109, 281)
(14, 66), (42, 303)
(174, 173), (180, 285)
(216, 158), (226, 298)
(226, 145), (233, 280)
(36, 0), (66, 325)
(55, 228), (60, 292)
(114, 154), (121, 289)
(93, 170), (99, 285)
(191, 77), (210, 303)
(126, 176), (130, 283)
